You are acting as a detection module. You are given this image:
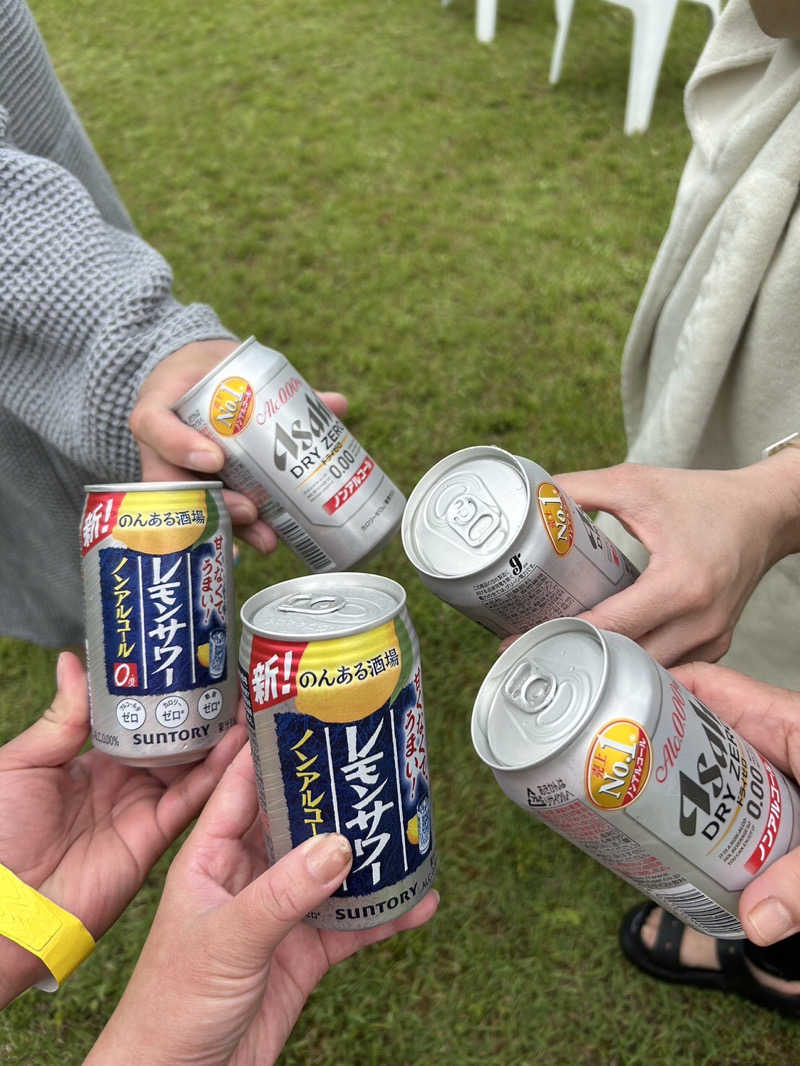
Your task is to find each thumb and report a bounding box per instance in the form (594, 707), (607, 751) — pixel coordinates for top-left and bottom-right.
(740, 849), (800, 946)
(134, 414), (224, 478)
(0, 652), (90, 769)
(218, 834), (353, 970)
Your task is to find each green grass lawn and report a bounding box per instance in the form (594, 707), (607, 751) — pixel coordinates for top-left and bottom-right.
(3, 0), (798, 1062)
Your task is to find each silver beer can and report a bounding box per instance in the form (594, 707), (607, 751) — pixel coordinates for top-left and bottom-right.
(80, 481), (239, 766)
(471, 618), (800, 938)
(173, 336), (405, 572)
(402, 445), (638, 638)
(239, 572), (437, 931)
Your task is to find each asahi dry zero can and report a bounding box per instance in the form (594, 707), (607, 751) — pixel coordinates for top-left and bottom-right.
(239, 573), (437, 930)
(402, 445), (638, 637)
(173, 336), (406, 573)
(80, 481), (239, 766)
(471, 618), (800, 938)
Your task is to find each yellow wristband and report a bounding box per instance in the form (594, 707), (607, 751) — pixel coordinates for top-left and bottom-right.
(0, 863), (95, 991)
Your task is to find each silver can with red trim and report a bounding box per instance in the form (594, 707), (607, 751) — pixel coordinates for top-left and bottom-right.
(239, 573), (437, 930)
(173, 336), (405, 572)
(401, 445), (638, 638)
(471, 618), (800, 938)
(80, 481), (239, 767)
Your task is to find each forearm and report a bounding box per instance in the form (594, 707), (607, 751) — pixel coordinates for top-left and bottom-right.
(0, 136), (235, 479)
(741, 445), (800, 565)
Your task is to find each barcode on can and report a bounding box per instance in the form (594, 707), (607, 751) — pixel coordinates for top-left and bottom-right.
(655, 885), (742, 937)
(266, 508), (334, 571)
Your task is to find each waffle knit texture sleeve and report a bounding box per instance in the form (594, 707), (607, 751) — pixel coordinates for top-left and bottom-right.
(0, 106), (235, 481)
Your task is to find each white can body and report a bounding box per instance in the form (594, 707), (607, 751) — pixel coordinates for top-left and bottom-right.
(175, 337), (405, 572)
(402, 446), (637, 637)
(472, 618), (800, 938)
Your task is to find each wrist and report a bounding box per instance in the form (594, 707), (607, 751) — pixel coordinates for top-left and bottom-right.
(0, 937), (51, 1008)
(744, 446), (800, 563)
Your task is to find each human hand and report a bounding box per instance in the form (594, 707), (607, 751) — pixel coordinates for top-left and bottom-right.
(129, 340), (348, 554)
(553, 454), (800, 666)
(85, 745), (440, 1066)
(670, 661), (800, 947)
(0, 652), (247, 1007)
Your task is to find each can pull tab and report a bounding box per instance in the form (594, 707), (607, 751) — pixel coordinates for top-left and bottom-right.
(277, 593), (346, 616)
(444, 493), (502, 546)
(503, 661), (557, 714)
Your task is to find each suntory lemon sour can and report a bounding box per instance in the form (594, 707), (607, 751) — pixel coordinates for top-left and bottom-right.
(471, 618), (800, 938)
(239, 573), (437, 930)
(402, 445), (638, 638)
(80, 481), (238, 766)
(173, 336), (406, 573)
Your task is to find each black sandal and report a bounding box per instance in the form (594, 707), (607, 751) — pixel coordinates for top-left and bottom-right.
(619, 901), (800, 1018)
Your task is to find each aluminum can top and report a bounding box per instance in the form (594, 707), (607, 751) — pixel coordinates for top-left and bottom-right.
(240, 572), (407, 642)
(171, 336), (272, 408)
(472, 617), (610, 770)
(84, 481), (223, 493)
(402, 445), (535, 580)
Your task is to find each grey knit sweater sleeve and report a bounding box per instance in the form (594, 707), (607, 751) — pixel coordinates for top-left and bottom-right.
(0, 0), (236, 481)
(0, 114), (233, 478)
(0, 0), (240, 647)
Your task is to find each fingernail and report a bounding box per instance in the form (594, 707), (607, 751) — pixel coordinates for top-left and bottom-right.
(56, 651), (67, 689)
(747, 898), (793, 943)
(304, 834), (352, 883)
(188, 449), (221, 473)
(253, 532), (276, 555)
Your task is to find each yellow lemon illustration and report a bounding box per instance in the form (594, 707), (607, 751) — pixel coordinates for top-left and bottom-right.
(197, 643), (210, 668)
(406, 815), (419, 846)
(113, 489), (207, 554)
(294, 621), (402, 723)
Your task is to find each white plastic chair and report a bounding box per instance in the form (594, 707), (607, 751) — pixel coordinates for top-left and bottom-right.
(443, 0), (721, 131)
(549, 0), (721, 134)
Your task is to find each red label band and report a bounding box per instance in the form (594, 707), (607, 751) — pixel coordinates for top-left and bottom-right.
(744, 759), (783, 876)
(323, 456), (374, 515)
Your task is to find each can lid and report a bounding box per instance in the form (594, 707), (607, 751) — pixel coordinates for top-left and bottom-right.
(83, 481), (223, 492)
(171, 336), (280, 408)
(401, 446), (531, 579)
(471, 618), (607, 769)
(240, 572), (406, 640)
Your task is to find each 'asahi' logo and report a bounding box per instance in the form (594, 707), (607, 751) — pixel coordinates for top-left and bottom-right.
(273, 391), (335, 475)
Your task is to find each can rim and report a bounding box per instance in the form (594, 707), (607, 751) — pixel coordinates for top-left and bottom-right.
(240, 572), (407, 640)
(401, 444), (530, 580)
(171, 335), (266, 409)
(84, 481), (224, 492)
(470, 617), (609, 771)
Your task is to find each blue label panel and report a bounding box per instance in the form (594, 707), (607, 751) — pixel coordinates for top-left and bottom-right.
(99, 545), (228, 695)
(275, 681), (431, 898)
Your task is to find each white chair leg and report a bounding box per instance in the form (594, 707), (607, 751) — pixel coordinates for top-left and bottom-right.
(549, 0), (576, 84)
(623, 0), (678, 134)
(476, 0), (498, 41)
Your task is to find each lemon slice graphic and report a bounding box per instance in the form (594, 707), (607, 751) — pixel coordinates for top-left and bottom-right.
(406, 815), (419, 846)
